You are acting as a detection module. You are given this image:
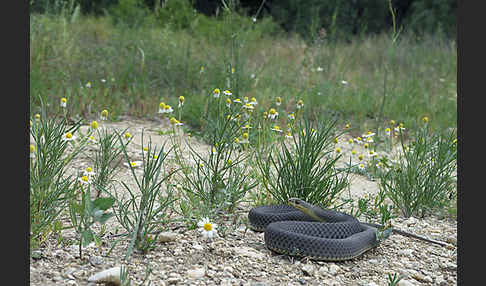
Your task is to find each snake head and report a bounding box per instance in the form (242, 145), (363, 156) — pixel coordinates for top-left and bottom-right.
(288, 198), (311, 209)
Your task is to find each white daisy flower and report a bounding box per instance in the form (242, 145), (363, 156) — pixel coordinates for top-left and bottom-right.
(223, 90), (232, 96)
(316, 66), (323, 72)
(296, 99), (304, 109)
(242, 103), (254, 110)
(78, 175), (91, 185)
(271, 125), (283, 133)
(163, 104), (174, 114)
(88, 135), (98, 144)
(83, 167), (96, 177)
(86, 82), (92, 88)
(30, 144), (35, 159)
(362, 132), (375, 138)
(124, 161), (143, 168)
(213, 88), (221, 98)
(267, 108), (278, 120)
(60, 98), (67, 108)
(62, 132), (76, 141)
(249, 97), (258, 105)
(100, 110), (109, 121)
(341, 80), (348, 85)
(158, 102), (166, 114)
(197, 217), (218, 240)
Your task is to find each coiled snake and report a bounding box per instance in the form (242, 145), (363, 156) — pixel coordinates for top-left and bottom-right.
(248, 198), (391, 261)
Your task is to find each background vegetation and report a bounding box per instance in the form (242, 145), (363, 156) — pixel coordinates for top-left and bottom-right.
(29, 0), (456, 137)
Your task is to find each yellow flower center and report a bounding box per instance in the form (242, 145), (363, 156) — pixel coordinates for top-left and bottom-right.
(269, 108), (276, 115)
(226, 98), (232, 105)
(169, 117), (178, 125)
(179, 96), (185, 103)
(65, 132), (73, 139)
(159, 102), (166, 109)
(35, 114), (41, 121)
(61, 98), (67, 103)
(86, 167), (93, 173)
(91, 121), (98, 129)
(335, 148), (341, 153)
(81, 175), (89, 182)
(243, 133), (249, 139)
(124, 132), (131, 139)
(30, 144), (35, 153)
(276, 97), (281, 103)
(422, 117), (429, 123)
(203, 223), (213, 231)
(213, 88), (220, 94)
(390, 120), (396, 126)
(345, 123), (350, 129)
(273, 125), (280, 131)
(101, 110), (109, 117)
(130, 162), (137, 167)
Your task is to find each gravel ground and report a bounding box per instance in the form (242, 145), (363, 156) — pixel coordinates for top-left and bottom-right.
(29, 118), (457, 285)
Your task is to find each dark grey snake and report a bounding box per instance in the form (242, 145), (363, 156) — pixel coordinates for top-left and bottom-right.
(248, 198), (390, 261)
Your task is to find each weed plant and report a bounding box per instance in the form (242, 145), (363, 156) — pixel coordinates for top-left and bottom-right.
(111, 131), (176, 259)
(68, 178), (115, 260)
(378, 120), (457, 217)
(29, 114), (84, 249)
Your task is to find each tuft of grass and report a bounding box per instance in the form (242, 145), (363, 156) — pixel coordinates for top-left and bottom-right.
(256, 117), (349, 208)
(378, 121), (457, 218)
(29, 113), (85, 250)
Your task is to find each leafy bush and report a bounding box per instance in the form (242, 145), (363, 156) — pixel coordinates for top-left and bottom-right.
(109, 0), (151, 28)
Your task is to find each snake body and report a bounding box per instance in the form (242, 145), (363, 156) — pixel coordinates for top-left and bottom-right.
(248, 199), (381, 261)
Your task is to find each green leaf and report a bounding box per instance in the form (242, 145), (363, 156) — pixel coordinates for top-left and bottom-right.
(97, 212), (115, 224)
(82, 229), (94, 247)
(93, 197), (116, 211)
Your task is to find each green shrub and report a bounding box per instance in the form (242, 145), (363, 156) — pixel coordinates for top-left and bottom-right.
(109, 0), (151, 28)
(256, 117), (349, 208)
(378, 121), (457, 217)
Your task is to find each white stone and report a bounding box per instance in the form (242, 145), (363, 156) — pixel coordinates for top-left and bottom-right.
(234, 246), (265, 260)
(317, 266), (328, 276)
(159, 231), (179, 242)
(302, 264), (315, 276)
(87, 266), (121, 285)
(187, 267), (206, 279)
(397, 279), (416, 286)
(328, 264), (340, 275)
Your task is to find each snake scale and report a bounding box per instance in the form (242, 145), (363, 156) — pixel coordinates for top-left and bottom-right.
(248, 198), (386, 261)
